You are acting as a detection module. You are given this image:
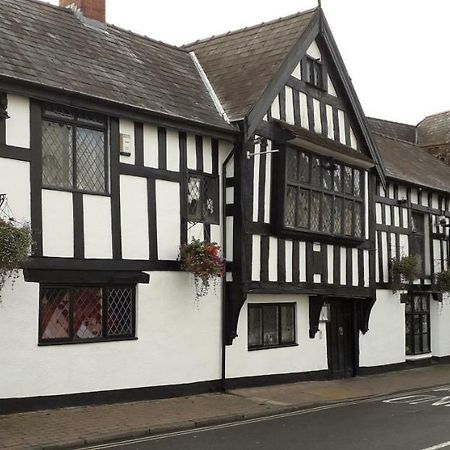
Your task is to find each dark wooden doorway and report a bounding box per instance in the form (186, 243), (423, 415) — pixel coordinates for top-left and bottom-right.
(326, 300), (357, 379)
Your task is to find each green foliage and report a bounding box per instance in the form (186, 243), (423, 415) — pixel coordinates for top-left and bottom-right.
(0, 219), (32, 296)
(436, 270), (450, 293)
(391, 255), (419, 285)
(179, 239), (224, 300)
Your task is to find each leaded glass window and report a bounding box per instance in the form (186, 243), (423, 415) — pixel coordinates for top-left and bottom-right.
(248, 303), (296, 350)
(39, 286), (135, 344)
(284, 147), (365, 238)
(42, 105), (107, 194)
(405, 295), (430, 355)
(187, 172), (219, 224)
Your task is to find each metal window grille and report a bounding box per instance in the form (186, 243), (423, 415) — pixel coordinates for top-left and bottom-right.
(284, 148), (365, 238)
(41, 105), (107, 194)
(39, 286), (135, 344)
(187, 172), (219, 224)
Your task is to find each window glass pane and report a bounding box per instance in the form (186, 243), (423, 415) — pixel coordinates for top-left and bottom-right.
(73, 288), (103, 340)
(344, 200), (353, 235)
(310, 192), (321, 231)
(43, 105), (75, 121)
(354, 203), (362, 237)
(311, 157), (321, 186)
(422, 334), (430, 353)
(344, 166), (353, 194)
(287, 149), (298, 181)
(42, 121), (73, 188)
(285, 186), (297, 227)
(405, 315), (412, 335)
(323, 195), (332, 233)
(334, 165), (342, 192)
(281, 305), (295, 344)
(203, 176), (218, 223)
(413, 296), (421, 312)
(188, 176), (202, 221)
(76, 128), (106, 193)
(297, 189), (309, 228)
(421, 315), (428, 334)
(299, 153), (310, 183)
(414, 334), (421, 353)
(406, 334), (413, 355)
(263, 305), (279, 346)
(323, 168), (333, 190)
(354, 170), (362, 197)
(107, 287), (134, 337)
(40, 288), (70, 340)
(411, 235), (424, 273)
(412, 212), (424, 233)
(405, 299), (412, 313)
(248, 306), (262, 348)
(333, 197), (343, 235)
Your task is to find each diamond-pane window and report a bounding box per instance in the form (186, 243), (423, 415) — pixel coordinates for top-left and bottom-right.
(311, 157), (321, 186)
(354, 203), (362, 237)
(287, 149), (298, 181)
(297, 189), (309, 228)
(310, 192), (321, 231)
(285, 186), (296, 227)
(323, 195), (332, 233)
(354, 170), (362, 197)
(299, 152), (310, 183)
(344, 200), (353, 235)
(344, 166), (353, 194)
(187, 172), (219, 224)
(334, 197), (343, 235)
(39, 286), (135, 344)
(42, 105), (107, 194)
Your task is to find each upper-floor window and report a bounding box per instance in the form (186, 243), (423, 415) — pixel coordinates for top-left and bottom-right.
(304, 57), (323, 90)
(411, 212), (426, 274)
(283, 148), (364, 238)
(187, 171), (219, 224)
(42, 105), (108, 194)
(39, 285), (135, 344)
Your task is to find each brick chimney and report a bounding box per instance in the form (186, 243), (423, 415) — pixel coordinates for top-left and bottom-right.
(59, 0), (105, 23)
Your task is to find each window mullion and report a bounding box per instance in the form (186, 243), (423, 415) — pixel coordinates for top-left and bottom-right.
(103, 287), (108, 339)
(72, 125), (77, 190)
(69, 288), (74, 341)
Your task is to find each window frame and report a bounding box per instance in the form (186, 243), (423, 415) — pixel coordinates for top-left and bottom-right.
(275, 145), (366, 244)
(410, 211), (426, 275)
(186, 170), (220, 225)
(404, 294), (431, 356)
(247, 303), (297, 351)
(41, 104), (109, 196)
(303, 56), (324, 90)
(38, 284), (136, 346)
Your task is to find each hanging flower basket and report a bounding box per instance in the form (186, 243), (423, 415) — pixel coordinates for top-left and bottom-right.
(179, 239), (224, 301)
(0, 218), (32, 297)
(436, 269), (450, 293)
(390, 255), (419, 291)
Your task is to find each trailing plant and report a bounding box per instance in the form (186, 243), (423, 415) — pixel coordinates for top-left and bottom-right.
(0, 218), (32, 297)
(179, 239), (224, 301)
(391, 255), (419, 287)
(436, 269), (450, 293)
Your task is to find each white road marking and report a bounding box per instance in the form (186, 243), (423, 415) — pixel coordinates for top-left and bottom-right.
(422, 441), (450, 450)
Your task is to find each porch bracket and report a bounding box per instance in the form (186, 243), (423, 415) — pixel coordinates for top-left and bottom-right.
(359, 297), (376, 334)
(309, 295), (326, 338)
(225, 282), (247, 345)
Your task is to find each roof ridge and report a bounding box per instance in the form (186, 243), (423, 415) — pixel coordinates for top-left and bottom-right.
(372, 131), (419, 146)
(417, 109), (450, 127)
(368, 116), (415, 128)
(182, 7), (318, 48)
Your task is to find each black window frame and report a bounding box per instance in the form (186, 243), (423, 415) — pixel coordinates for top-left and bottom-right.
(276, 146), (365, 242)
(38, 284), (136, 346)
(303, 56), (324, 90)
(404, 294), (431, 356)
(410, 211), (426, 275)
(41, 104), (109, 196)
(186, 170), (220, 225)
(248, 303), (297, 351)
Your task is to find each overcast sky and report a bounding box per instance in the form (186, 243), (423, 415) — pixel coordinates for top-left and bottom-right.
(45, 0), (450, 125)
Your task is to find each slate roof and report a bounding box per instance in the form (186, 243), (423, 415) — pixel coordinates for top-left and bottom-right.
(417, 111), (450, 146)
(184, 9), (318, 121)
(372, 132), (450, 193)
(0, 0), (234, 132)
(367, 118), (416, 143)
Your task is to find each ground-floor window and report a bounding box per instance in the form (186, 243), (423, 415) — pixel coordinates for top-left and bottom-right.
(405, 294), (430, 355)
(248, 303), (296, 350)
(39, 285), (135, 344)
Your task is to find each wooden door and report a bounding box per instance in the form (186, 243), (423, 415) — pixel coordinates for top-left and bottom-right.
(327, 300), (356, 379)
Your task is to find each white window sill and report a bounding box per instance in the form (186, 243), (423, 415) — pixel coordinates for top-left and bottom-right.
(406, 353), (432, 361)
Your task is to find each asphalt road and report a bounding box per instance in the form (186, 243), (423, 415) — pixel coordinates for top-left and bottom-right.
(84, 386), (450, 450)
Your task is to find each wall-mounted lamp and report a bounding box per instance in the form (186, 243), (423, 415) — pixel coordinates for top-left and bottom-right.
(439, 216), (450, 228)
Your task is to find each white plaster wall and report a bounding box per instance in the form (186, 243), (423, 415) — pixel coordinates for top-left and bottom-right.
(120, 175), (149, 260)
(0, 158), (30, 222)
(0, 272), (222, 399)
(166, 129), (180, 172)
(42, 189), (73, 258)
(306, 40), (321, 59)
(430, 293), (450, 358)
(155, 180), (180, 260)
(6, 95), (30, 149)
(83, 195), (113, 259)
(359, 290), (406, 367)
(143, 124), (158, 168)
(226, 294), (328, 379)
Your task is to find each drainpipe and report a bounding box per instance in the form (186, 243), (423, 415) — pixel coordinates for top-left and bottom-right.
(221, 146), (235, 392)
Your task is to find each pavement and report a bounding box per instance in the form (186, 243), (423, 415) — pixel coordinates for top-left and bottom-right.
(2, 363), (450, 450)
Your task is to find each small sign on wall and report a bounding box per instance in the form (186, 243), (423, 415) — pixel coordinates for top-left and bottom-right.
(120, 133), (132, 156)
